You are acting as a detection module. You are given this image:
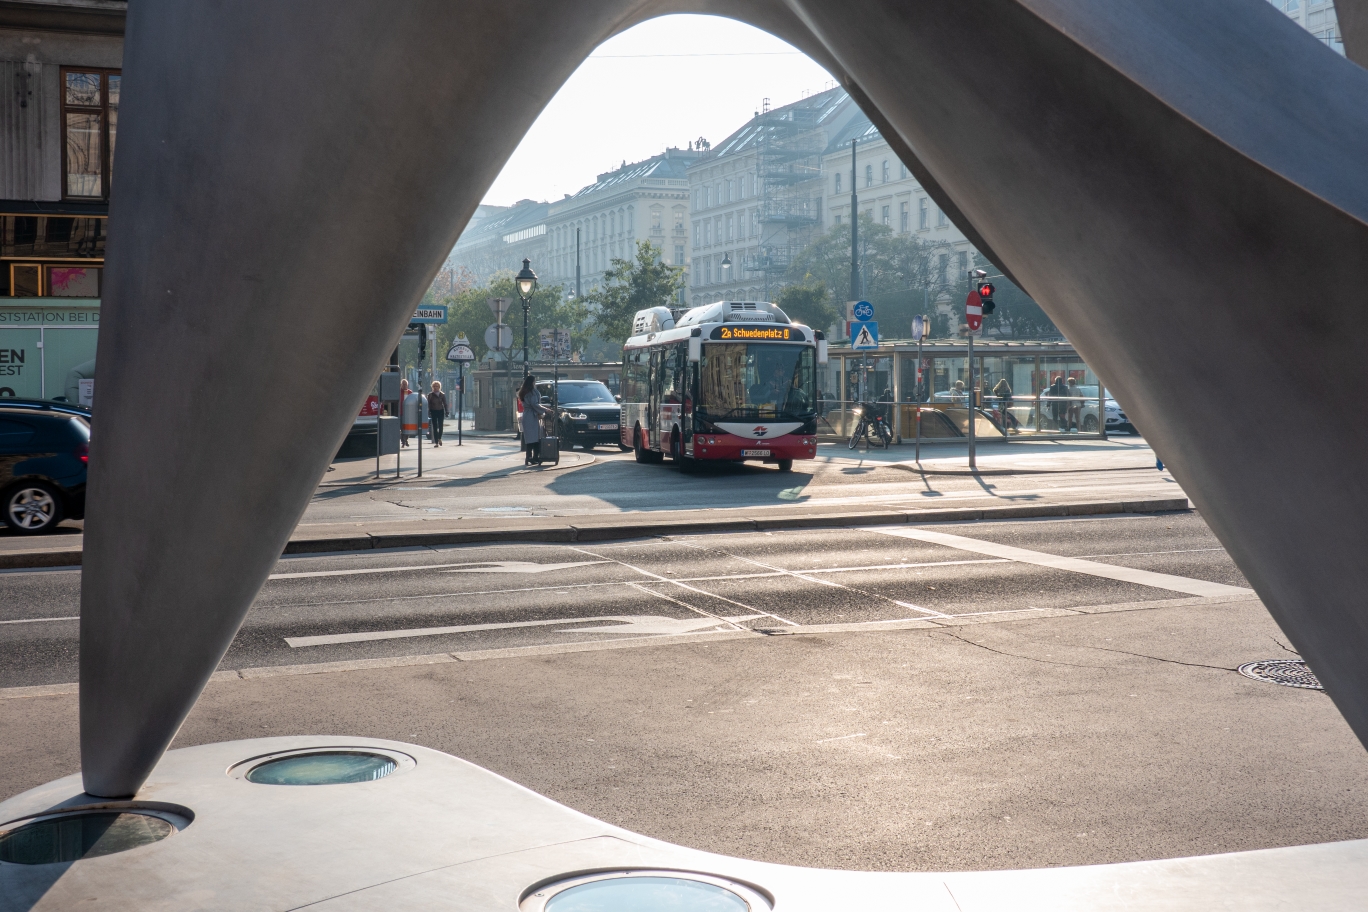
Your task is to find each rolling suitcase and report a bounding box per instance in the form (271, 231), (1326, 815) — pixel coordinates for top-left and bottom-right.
(538, 415), (560, 466)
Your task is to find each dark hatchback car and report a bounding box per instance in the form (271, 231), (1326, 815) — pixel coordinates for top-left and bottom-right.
(541, 380), (623, 451)
(0, 402), (90, 534)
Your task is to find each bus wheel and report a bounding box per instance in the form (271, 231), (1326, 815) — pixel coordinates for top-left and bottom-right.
(671, 432), (694, 472)
(634, 428), (662, 464)
(777, 459), (794, 472)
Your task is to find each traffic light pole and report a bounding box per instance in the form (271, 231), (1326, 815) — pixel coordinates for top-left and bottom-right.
(967, 329), (976, 472)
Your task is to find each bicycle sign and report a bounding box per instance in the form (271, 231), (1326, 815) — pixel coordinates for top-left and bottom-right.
(852, 300), (875, 321)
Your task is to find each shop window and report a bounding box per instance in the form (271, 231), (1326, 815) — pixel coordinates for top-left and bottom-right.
(47, 265), (101, 297)
(10, 265), (40, 297)
(61, 68), (120, 200)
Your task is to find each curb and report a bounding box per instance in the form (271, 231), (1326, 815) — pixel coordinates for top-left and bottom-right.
(318, 452), (596, 488)
(0, 497), (1189, 570)
(891, 462), (1160, 476)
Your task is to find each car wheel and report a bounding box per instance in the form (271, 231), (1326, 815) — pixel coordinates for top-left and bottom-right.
(581, 442), (594, 451)
(777, 459), (794, 472)
(1083, 415), (1099, 432)
(4, 482), (63, 535)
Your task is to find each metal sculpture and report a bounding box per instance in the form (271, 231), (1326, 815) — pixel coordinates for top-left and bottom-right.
(80, 0), (1368, 797)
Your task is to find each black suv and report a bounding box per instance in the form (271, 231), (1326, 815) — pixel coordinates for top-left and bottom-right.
(0, 402), (90, 534)
(540, 380), (622, 451)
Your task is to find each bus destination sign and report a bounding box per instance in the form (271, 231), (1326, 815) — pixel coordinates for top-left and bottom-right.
(711, 325), (795, 341)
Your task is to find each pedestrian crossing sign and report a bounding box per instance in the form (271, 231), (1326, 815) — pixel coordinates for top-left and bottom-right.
(851, 320), (879, 350)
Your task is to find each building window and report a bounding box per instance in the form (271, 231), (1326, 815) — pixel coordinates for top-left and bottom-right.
(704, 221), (712, 246)
(918, 198), (929, 230)
(751, 209), (759, 236)
(865, 164), (873, 187)
(627, 208), (634, 233)
(881, 205), (890, 225)
(957, 251), (968, 276)
(705, 259), (713, 285)
(881, 160), (890, 182)
(692, 221), (700, 248)
(938, 253), (949, 284)
(652, 209), (662, 229)
(61, 68), (120, 200)
(834, 213), (841, 226)
(726, 214), (733, 241)
(936, 205), (948, 228)
(675, 245), (685, 265)
(900, 201), (910, 232)
(834, 172), (842, 193)
(674, 209), (685, 230)
(900, 163), (908, 179)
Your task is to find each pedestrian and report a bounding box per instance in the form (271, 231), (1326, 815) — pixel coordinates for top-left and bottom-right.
(993, 377), (1018, 432)
(951, 379), (967, 406)
(428, 380), (448, 447)
(1048, 374), (1068, 430)
(399, 378), (413, 446)
(1065, 376), (1082, 432)
(518, 374), (545, 465)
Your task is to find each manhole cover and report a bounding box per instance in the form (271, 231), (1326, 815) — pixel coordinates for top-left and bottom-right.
(1238, 659), (1323, 690)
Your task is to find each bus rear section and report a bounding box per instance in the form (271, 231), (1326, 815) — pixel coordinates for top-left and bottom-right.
(620, 302), (826, 471)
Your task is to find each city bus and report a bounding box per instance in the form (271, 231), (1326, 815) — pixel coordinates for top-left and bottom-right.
(620, 301), (826, 471)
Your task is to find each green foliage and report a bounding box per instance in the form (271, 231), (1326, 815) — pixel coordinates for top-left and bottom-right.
(775, 278), (840, 332)
(783, 215), (1059, 341)
(416, 272), (588, 371)
(583, 240), (686, 346)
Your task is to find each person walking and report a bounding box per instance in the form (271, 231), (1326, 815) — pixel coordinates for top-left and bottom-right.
(428, 380), (448, 447)
(1065, 376), (1082, 432)
(993, 377), (1018, 432)
(518, 374), (546, 465)
(1048, 374), (1068, 430)
(399, 378), (413, 447)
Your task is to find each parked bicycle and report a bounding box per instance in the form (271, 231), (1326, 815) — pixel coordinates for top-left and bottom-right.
(847, 402), (894, 449)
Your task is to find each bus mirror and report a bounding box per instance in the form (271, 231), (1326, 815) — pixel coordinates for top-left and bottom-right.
(688, 336), (701, 363)
(817, 339), (829, 365)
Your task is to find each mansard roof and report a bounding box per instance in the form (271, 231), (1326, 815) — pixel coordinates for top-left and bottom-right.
(700, 87), (851, 161)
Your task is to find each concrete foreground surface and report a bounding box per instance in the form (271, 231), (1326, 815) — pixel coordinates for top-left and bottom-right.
(5, 515), (1367, 873)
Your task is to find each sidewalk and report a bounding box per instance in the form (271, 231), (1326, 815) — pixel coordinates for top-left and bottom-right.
(0, 435), (1179, 569)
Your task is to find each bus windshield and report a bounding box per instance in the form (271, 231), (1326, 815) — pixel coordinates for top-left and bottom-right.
(699, 343), (815, 420)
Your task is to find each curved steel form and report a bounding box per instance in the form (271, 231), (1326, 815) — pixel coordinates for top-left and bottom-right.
(80, 0), (1368, 804)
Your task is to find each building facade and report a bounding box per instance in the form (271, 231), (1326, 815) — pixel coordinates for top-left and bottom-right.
(444, 199), (550, 287)
(686, 88), (860, 308)
(1270, 0), (1344, 53)
(543, 147), (697, 297)
(819, 114), (978, 323)
(1, 1), (125, 402)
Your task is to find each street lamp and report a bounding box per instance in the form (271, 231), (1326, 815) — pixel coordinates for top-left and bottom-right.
(515, 258), (538, 377)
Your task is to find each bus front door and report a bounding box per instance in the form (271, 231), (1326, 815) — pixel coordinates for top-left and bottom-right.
(647, 349), (661, 451)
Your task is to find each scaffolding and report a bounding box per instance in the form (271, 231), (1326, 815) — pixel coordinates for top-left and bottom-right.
(743, 102), (829, 290)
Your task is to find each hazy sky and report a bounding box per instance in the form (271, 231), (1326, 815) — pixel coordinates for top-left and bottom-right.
(481, 15), (835, 207)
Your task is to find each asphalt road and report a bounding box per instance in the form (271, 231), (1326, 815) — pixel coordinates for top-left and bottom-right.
(7, 511), (1368, 871)
(0, 511), (1250, 688)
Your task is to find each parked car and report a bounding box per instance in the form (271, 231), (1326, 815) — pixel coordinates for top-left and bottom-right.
(1073, 385), (1138, 434)
(538, 380), (622, 451)
(0, 402), (89, 534)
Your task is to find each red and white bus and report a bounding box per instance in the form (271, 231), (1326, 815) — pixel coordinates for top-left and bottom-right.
(620, 300), (826, 471)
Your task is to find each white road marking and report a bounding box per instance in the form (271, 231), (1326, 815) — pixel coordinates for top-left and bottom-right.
(0, 615), (78, 625)
(284, 614), (729, 648)
(569, 545), (798, 626)
(268, 559), (607, 580)
(626, 582), (745, 631)
(816, 732), (867, 743)
(866, 527), (1251, 597)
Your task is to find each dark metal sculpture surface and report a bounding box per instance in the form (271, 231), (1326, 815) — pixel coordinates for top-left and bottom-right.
(80, 0), (1368, 796)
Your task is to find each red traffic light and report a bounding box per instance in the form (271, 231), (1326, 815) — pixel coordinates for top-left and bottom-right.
(977, 282), (996, 299)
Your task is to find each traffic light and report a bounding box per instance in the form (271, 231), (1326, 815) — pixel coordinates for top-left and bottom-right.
(977, 282), (996, 314)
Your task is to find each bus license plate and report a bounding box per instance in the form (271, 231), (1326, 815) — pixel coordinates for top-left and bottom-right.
(598, 423), (618, 430)
(742, 449), (771, 457)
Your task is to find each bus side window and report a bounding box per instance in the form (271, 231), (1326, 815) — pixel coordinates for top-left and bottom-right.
(661, 345), (680, 404)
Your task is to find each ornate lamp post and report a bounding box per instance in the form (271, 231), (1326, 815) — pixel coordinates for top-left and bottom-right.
(515, 258), (538, 377)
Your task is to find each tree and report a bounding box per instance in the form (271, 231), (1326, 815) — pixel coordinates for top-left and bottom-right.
(583, 240), (686, 346)
(775, 278), (840, 332)
(418, 272), (587, 372)
(973, 253), (1060, 340)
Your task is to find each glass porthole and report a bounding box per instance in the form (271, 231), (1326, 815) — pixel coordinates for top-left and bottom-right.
(523, 871), (770, 912)
(0, 807), (189, 865)
(245, 751), (398, 785)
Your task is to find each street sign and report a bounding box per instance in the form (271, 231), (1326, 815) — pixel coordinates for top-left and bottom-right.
(965, 291), (983, 332)
(486, 296), (511, 322)
(411, 304), (447, 324)
(446, 342), (475, 362)
(484, 322), (512, 350)
(851, 320), (879, 350)
(911, 314), (927, 341)
(852, 300), (875, 321)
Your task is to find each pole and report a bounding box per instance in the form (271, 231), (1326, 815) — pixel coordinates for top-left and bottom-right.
(1099, 379), (1109, 440)
(522, 297), (530, 378)
(417, 383), (423, 478)
(575, 227), (581, 300)
(967, 329), (976, 472)
(915, 331), (924, 463)
(849, 138), (859, 303)
(457, 362), (464, 446)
